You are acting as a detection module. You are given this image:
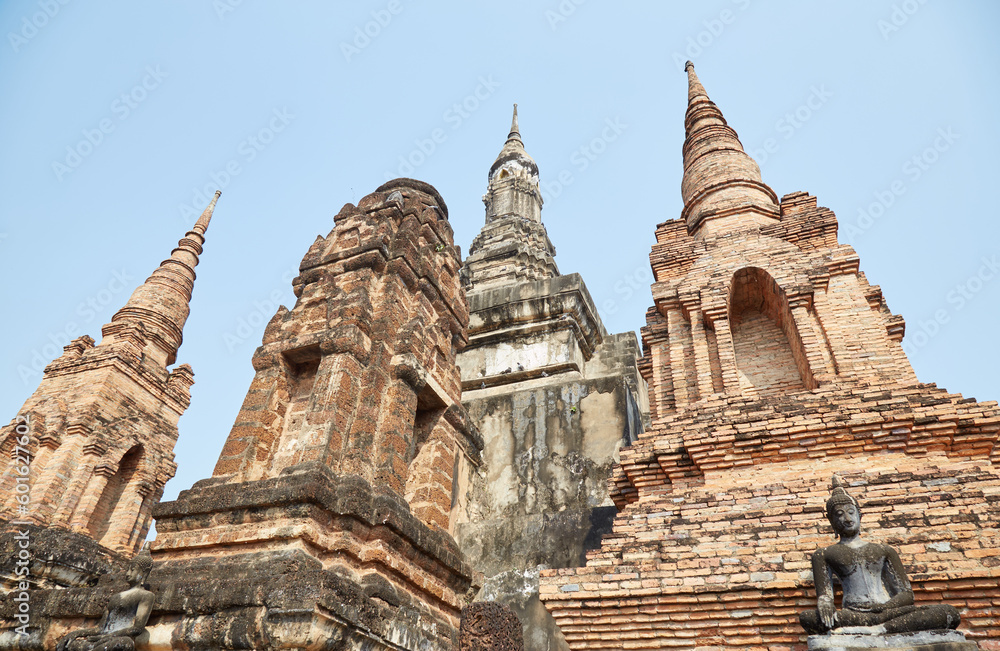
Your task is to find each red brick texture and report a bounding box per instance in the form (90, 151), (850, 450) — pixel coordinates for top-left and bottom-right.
(209, 180), (477, 515)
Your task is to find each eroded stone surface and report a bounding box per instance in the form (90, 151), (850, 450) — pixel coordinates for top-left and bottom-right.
(807, 629), (978, 650)
(461, 601), (525, 651)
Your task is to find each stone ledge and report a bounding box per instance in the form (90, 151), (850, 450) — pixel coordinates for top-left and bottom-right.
(153, 463), (470, 580)
(807, 629), (978, 650)
(0, 549), (459, 651)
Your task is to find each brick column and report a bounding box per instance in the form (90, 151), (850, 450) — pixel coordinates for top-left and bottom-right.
(2, 428), (56, 514)
(101, 473), (147, 551)
(129, 480), (161, 552)
(665, 302), (691, 408)
(314, 353), (364, 470)
(682, 295), (714, 400)
(704, 307), (740, 395)
(32, 428), (93, 523)
(649, 339), (668, 419)
(29, 431), (60, 484)
(408, 422), (457, 530)
(66, 460), (114, 533)
(788, 294), (830, 388)
(374, 375), (420, 494)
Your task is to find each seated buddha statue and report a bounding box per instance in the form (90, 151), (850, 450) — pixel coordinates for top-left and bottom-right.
(800, 476), (961, 635)
(56, 546), (154, 651)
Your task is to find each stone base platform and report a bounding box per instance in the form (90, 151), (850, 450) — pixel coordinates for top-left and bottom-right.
(807, 629), (979, 651)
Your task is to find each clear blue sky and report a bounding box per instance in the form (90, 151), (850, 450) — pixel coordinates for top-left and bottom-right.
(2, 2), (998, 507)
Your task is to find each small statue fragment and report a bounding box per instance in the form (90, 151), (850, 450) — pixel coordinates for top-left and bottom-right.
(56, 546), (154, 651)
(799, 476), (961, 635)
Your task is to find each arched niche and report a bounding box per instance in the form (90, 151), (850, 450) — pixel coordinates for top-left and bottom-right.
(728, 267), (809, 397)
(88, 444), (144, 543)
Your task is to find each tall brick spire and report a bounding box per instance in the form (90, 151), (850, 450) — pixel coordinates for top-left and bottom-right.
(103, 191), (221, 366)
(681, 62), (778, 235)
(464, 105), (558, 289)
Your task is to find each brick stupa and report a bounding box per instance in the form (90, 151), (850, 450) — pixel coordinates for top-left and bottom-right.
(537, 63), (1000, 649)
(0, 193), (220, 590)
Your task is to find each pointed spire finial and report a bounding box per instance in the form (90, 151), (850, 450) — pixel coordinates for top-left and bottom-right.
(193, 190), (221, 235)
(508, 103), (521, 143)
(685, 61), (708, 102)
(102, 191), (222, 366)
(489, 103), (536, 181)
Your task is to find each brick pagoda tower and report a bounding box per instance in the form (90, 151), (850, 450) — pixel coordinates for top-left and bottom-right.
(538, 64), (1000, 649)
(0, 192), (220, 586)
(455, 107), (648, 651)
(145, 180), (480, 650)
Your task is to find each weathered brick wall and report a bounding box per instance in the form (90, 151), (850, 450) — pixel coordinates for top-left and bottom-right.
(0, 350), (185, 555)
(541, 453), (1000, 649)
(208, 179), (478, 528)
(732, 310), (805, 396)
(644, 194), (918, 416)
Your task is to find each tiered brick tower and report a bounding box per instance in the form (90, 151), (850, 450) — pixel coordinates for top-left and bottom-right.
(0, 192), (220, 586)
(538, 64), (1000, 649)
(455, 107), (648, 651)
(145, 180), (479, 650)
